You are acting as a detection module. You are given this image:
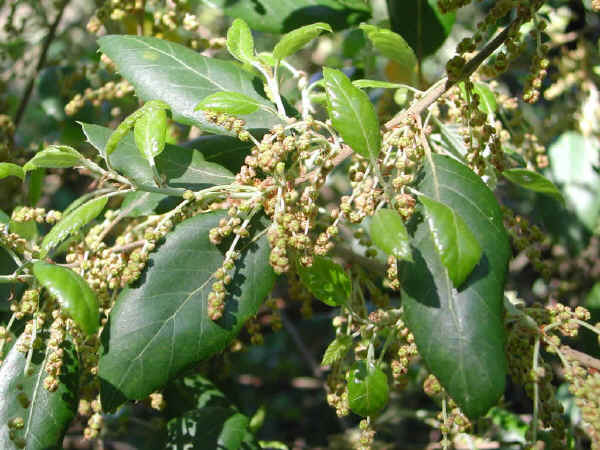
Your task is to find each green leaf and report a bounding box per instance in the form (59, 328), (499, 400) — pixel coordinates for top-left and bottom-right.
(323, 67), (381, 160)
(386, 0), (455, 59)
(321, 335), (353, 366)
(226, 18), (255, 65)
(33, 261), (100, 335)
(195, 91), (262, 115)
(503, 168), (564, 204)
(166, 407), (258, 450)
(40, 195), (108, 258)
(459, 82), (497, 115)
(194, 0), (370, 33)
(98, 35), (281, 134)
(359, 24), (417, 71)
(28, 168), (45, 206)
(0, 334), (79, 450)
(346, 361), (389, 417)
(419, 195), (482, 288)
(0, 163), (24, 180)
(402, 154), (510, 419)
(296, 255), (350, 307)
(81, 123), (234, 192)
(98, 212), (276, 409)
(9, 218), (37, 241)
(121, 191), (178, 218)
(548, 131), (600, 231)
(273, 22), (332, 61)
(370, 208), (413, 262)
(352, 79), (407, 89)
(23, 145), (83, 172)
(188, 133), (259, 173)
(134, 104), (168, 161)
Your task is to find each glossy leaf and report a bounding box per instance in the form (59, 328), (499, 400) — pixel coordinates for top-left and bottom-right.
(321, 335), (353, 366)
(98, 212), (276, 409)
(195, 0), (370, 33)
(402, 154), (510, 419)
(23, 145), (82, 172)
(134, 104), (168, 160)
(226, 18), (255, 65)
(28, 168), (45, 206)
(548, 131), (600, 231)
(166, 407), (258, 450)
(40, 195), (108, 258)
(273, 22), (332, 61)
(419, 195), (482, 288)
(503, 168), (564, 204)
(121, 191), (177, 218)
(33, 262), (100, 335)
(195, 91), (262, 115)
(296, 255), (350, 307)
(0, 334), (79, 450)
(360, 24), (417, 71)
(387, 0), (455, 59)
(98, 35), (281, 134)
(370, 208), (412, 262)
(0, 162), (24, 180)
(346, 361), (389, 417)
(323, 67), (381, 160)
(81, 123), (234, 192)
(187, 133), (260, 173)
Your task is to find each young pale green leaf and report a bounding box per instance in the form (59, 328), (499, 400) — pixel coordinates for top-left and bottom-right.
(503, 168), (564, 204)
(296, 255), (350, 307)
(369, 209), (413, 262)
(321, 335), (353, 366)
(257, 52), (276, 67)
(346, 361), (389, 417)
(134, 104), (168, 161)
(33, 261), (100, 335)
(402, 154), (510, 419)
(40, 195), (108, 258)
(23, 145), (83, 172)
(359, 24), (417, 71)
(0, 162), (24, 180)
(386, 0), (455, 59)
(195, 91), (262, 115)
(0, 334), (79, 449)
(99, 212), (275, 409)
(419, 194), (482, 288)
(273, 22), (332, 61)
(352, 79), (406, 89)
(323, 67), (381, 160)
(459, 82), (497, 114)
(98, 35), (281, 134)
(226, 18), (255, 65)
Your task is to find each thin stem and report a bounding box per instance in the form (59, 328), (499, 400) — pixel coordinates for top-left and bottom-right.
(531, 334), (541, 444)
(385, 16), (520, 130)
(14, 0), (70, 131)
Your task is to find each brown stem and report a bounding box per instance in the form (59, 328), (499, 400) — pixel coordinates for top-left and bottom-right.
(384, 16), (520, 130)
(560, 345), (600, 371)
(13, 0), (69, 131)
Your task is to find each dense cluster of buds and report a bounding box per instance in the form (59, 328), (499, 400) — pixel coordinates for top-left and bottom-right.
(65, 80), (134, 116)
